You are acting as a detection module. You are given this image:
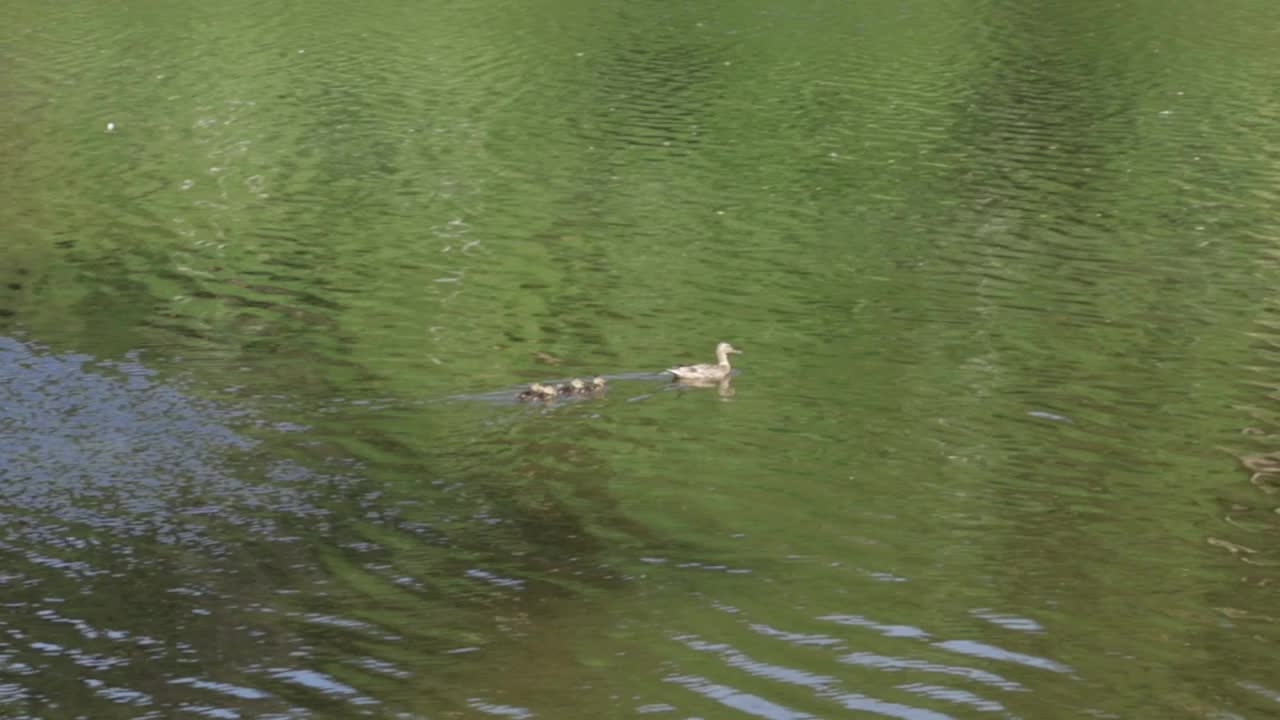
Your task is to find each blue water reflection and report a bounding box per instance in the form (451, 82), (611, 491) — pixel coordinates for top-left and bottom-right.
(0, 336), (327, 551)
(0, 336), (359, 715)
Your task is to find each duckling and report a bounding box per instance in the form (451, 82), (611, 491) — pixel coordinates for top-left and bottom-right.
(589, 376), (606, 393)
(666, 342), (742, 382)
(517, 383), (558, 401)
(559, 378), (588, 396)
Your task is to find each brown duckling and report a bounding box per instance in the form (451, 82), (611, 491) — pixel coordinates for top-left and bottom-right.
(558, 378), (588, 396)
(517, 383), (558, 401)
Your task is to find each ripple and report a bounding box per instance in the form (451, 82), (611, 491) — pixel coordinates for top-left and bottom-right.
(168, 677), (271, 701)
(665, 674), (814, 720)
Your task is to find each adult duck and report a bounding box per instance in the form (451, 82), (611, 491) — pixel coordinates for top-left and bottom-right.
(666, 342), (742, 382)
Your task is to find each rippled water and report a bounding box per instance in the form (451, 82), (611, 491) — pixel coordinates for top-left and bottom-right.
(4, 0), (1280, 717)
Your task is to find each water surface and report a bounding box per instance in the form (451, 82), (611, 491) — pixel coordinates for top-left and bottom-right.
(3, 0), (1280, 717)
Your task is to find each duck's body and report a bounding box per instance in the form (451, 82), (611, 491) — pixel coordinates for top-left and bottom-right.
(517, 383), (558, 401)
(667, 342), (742, 381)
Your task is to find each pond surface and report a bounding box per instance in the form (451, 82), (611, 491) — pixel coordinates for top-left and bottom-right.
(3, 0), (1280, 717)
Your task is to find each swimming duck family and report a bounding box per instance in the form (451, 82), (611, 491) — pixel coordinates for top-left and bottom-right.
(667, 342), (742, 382)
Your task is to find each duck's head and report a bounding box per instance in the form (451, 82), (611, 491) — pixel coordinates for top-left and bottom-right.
(717, 342), (743, 355)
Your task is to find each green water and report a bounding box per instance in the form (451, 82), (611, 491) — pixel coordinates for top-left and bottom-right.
(3, 0), (1280, 717)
